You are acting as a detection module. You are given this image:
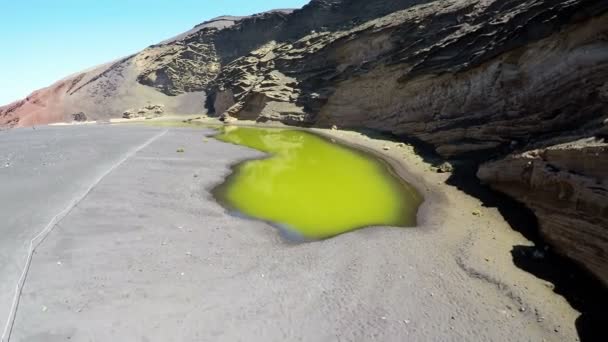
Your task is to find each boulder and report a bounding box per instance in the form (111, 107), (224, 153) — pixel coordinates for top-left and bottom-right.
(437, 162), (454, 174)
(122, 110), (135, 119)
(71, 112), (87, 122)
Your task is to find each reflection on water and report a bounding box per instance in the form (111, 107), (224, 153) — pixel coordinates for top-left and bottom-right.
(213, 126), (422, 240)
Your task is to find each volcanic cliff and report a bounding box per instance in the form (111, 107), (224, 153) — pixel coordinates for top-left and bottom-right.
(1, 0), (607, 286)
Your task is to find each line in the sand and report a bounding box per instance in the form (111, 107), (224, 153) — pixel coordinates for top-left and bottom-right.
(0, 129), (168, 342)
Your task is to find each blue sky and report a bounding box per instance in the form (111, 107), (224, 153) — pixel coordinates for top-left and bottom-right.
(0, 0), (309, 106)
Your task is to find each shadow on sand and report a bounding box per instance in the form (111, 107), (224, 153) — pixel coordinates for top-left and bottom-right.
(353, 128), (606, 342)
(448, 162), (607, 342)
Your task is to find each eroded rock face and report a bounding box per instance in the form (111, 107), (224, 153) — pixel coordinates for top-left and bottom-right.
(478, 138), (608, 285)
(210, 0), (608, 157)
(136, 32), (221, 96)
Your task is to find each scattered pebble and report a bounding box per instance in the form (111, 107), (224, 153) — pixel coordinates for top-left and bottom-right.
(472, 210), (482, 217)
(403, 319), (410, 324)
(57, 261), (62, 265)
(176, 148), (185, 153)
(381, 316), (387, 320)
(41, 305), (48, 312)
(180, 272), (185, 276)
(437, 162), (454, 173)
(331, 125), (338, 130)
(193, 174), (199, 178)
(383, 146), (390, 151)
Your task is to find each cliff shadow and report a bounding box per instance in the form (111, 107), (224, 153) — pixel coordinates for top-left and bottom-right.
(351, 128), (606, 341)
(439, 154), (606, 342)
(511, 246), (607, 342)
(442, 155), (607, 342)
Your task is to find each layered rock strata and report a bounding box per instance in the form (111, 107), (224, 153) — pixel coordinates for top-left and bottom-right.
(478, 139), (608, 285)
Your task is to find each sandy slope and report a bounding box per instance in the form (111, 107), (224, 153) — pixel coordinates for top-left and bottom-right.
(0, 57), (206, 128)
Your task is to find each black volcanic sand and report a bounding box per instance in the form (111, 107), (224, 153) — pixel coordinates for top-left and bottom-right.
(0, 123), (586, 341)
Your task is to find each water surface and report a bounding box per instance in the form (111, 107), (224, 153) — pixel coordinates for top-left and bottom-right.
(213, 126), (422, 240)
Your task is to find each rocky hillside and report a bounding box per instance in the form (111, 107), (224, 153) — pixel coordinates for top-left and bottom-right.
(1, 0), (607, 285)
(0, 11), (292, 127)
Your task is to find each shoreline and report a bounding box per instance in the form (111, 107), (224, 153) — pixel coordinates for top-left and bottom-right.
(209, 125), (422, 242)
(310, 128), (448, 230)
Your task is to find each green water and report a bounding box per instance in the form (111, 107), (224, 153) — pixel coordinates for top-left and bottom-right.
(213, 126), (422, 240)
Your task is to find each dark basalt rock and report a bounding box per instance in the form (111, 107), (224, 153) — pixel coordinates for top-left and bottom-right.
(71, 112), (87, 122)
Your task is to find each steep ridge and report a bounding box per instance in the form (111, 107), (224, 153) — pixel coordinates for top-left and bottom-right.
(0, 0), (606, 286)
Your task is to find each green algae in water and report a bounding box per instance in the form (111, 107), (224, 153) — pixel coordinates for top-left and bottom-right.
(213, 126), (422, 240)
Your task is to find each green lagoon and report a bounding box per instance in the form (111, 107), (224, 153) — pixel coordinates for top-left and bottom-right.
(213, 126), (422, 240)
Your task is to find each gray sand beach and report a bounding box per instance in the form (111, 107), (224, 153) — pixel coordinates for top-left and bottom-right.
(0, 124), (578, 341)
